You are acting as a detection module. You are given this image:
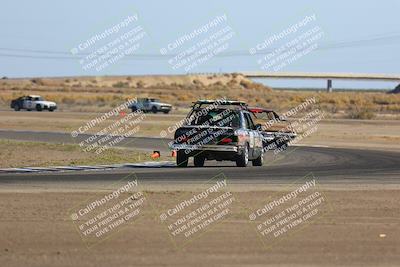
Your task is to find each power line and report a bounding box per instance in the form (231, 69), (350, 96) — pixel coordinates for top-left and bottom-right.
(0, 33), (399, 60)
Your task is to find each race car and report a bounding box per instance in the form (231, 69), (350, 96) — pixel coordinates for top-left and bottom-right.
(169, 100), (264, 167)
(11, 95), (57, 112)
(129, 98), (172, 114)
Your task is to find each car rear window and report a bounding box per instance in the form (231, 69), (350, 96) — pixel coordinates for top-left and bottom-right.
(189, 109), (240, 128)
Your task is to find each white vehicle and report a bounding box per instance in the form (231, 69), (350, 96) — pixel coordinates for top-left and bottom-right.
(129, 98), (172, 114)
(11, 95), (57, 112)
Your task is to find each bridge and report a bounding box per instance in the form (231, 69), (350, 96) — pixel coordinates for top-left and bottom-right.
(242, 72), (400, 92)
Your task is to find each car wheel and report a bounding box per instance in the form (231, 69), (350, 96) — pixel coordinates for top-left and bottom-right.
(176, 150), (188, 167)
(236, 144), (249, 167)
(194, 154), (205, 167)
(163, 110), (170, 114)
(131, 106), (137, 112)
(252, 149), (264, 166)
(36, 104), (42, 112)
(49, 108), (54, 112)
(151, 106), (158, 114)
(14, 105), (20, 111)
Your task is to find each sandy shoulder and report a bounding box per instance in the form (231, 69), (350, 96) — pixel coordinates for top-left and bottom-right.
(0, 190), (399, 267)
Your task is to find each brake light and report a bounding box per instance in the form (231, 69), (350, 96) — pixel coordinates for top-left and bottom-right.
(249, 108), (263, 113)
(220, 138), (233, 144)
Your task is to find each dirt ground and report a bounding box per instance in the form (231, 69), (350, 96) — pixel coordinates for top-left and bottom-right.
(0, 187), (399, 267)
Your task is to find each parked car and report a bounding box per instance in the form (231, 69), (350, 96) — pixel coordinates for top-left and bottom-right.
(129, 98), (172, 114)
(169, 100), (264, 167)
(10, 95), (57, 112)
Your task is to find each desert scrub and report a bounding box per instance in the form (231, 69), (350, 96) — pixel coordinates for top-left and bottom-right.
(1, 75), (399, 118)
(348, 107), (375, 119)
(112, 81), (130, 88)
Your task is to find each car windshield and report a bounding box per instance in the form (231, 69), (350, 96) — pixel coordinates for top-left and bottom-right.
(149, 98), (159, 102)
(189, 109), (240, 128)
(32, 97), (43, 101)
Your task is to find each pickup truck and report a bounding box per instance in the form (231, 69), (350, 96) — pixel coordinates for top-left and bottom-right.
(11, 95), (57, 111)
(129, 98), (172, 114)
(169, 100), (265, 167)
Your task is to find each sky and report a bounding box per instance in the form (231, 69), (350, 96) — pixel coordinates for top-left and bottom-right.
(0, 0), (399, 89)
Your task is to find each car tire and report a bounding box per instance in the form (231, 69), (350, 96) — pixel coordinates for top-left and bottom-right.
(163, 110), (170, 114)
(252, 149), (264, 166)
(36, 105), (42, 112)
(194, 154), (205, 167)
(236, 144), (249, 167)
(14, 105), (20, 111)
(176, 150), (188, 167)
(131, 106), (137, 112)
(151, 106), (158, 114)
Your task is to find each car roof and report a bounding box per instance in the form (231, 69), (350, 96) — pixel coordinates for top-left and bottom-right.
(192, 107), (244, 112)
(28, 95), (41, 98)
(193, 99), (247, 106)
(191, 99), (248, 111)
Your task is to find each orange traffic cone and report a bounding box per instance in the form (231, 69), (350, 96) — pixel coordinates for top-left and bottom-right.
(151, 151), (160, 159)
(171, 150), (177, 157)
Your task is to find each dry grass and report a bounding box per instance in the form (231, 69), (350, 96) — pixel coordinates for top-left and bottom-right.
(0, 139), (171, 168)
(0, 74), (399, 118)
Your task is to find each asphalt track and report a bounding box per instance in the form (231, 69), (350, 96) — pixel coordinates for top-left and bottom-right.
(0, 130), (399, 186)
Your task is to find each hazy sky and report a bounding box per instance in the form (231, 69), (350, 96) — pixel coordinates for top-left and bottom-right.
(0, 0), (399, 88)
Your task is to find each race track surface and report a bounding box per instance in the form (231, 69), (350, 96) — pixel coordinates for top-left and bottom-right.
(1, 145), (399, 188)
(0, 129), (399, 187)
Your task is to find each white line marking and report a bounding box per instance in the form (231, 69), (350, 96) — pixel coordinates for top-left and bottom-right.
(0, 161), (176, 173)
(292, 144), (330, 148)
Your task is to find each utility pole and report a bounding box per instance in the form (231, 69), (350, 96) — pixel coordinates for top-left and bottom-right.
(327, 79), (333, 92)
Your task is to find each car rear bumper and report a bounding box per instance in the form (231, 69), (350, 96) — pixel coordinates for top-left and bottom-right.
(170, 144), (238, 152)
(43, 105), (57, 110)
